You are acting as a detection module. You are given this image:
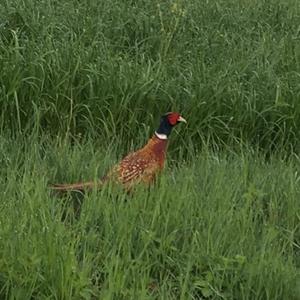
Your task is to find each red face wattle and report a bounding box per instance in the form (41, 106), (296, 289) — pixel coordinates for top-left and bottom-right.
(167, 112), (181, 126)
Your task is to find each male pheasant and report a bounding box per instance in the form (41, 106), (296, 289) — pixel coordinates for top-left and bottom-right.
(50, 112), (186, 192)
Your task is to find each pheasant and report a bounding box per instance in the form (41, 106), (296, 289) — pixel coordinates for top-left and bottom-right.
(50, 112), (186, 192)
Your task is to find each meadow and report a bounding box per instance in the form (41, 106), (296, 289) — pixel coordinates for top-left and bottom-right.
(1, 0), (300, 299)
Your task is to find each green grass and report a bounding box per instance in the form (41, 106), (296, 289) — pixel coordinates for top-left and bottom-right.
(0, 135), (299, 299)
(1, 0), (300, 298)
(1, 0), (300, 150)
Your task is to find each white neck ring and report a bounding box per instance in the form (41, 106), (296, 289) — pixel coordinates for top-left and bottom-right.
(155, 132), (168, 140)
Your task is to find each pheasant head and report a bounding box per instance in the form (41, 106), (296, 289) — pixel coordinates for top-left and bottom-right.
(155, 112), (187, 140)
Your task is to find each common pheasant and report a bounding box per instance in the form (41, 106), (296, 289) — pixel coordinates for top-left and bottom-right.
(50, 112), (186, 192)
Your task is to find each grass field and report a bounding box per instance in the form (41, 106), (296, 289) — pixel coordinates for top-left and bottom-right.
(1, 0), (300, 299)
(0, 136), (300, 299)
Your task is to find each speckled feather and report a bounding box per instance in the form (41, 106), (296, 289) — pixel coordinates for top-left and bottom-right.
(107, 135), (168, 189)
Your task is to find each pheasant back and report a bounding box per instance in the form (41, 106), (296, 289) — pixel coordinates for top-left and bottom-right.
(106, 135), (168, 190)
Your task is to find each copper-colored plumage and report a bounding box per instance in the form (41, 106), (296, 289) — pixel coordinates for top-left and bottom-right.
(50, 112), (186, 192)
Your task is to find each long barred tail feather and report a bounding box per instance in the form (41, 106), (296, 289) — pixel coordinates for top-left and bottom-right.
(49, 180), (102, 192)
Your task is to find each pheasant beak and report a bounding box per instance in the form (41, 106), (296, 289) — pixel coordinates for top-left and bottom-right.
(178, 116), (187, 124)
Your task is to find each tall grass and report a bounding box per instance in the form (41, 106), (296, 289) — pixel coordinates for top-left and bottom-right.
(0, 136), (299, 299)
(1, 0), (300, 150)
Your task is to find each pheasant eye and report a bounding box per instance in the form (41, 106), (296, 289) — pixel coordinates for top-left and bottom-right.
(167, 113), (180, 125)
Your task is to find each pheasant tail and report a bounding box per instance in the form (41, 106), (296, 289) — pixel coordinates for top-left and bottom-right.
(50, 180), (102, 192)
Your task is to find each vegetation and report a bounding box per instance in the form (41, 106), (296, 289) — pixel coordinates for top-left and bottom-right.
(1, 0), (300, 149)
(1, 0), (300, 299)
(1, 137), (300, 299)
